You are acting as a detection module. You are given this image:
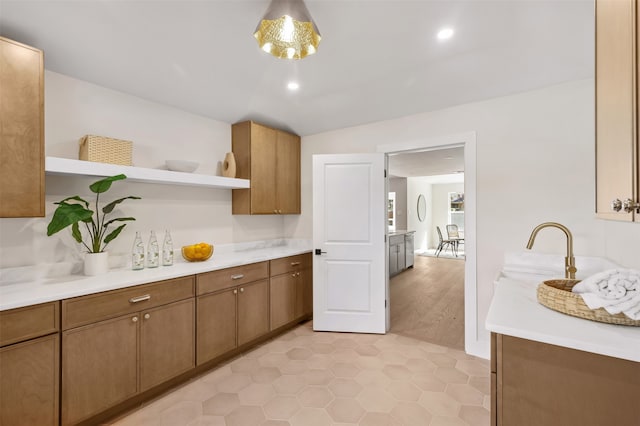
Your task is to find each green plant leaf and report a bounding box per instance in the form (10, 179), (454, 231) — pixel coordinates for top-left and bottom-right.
(102, 196), (141, 214)
(71, 222), (83, 243)
(89, 174), (126, 194)
(47, 204), (94, 236)
(103, 224), (127, 245)
(103, 217), (136, 227)
(54, 196), (89, 208)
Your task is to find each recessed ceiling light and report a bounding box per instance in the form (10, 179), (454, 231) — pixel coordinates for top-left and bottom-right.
(437, 28), (454, 40)
(287, 81), (299, 90)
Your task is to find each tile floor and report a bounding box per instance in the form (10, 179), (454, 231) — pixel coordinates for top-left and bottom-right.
(110, 322), (490, 426)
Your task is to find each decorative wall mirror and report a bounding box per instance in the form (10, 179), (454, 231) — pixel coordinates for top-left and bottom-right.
(417, 194), (426, 222)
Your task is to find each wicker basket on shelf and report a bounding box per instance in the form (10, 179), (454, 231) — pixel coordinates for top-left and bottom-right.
(79, 135), (132, 166)
(537, 279), (640, 326)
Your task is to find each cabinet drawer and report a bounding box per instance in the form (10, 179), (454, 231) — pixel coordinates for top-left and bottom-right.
(0, 301), (59, 347)
(270, 253), (312, 276)
(62, 276), (195, 330)
(197, 261), (268, 295)
(389, 234), (404, 245)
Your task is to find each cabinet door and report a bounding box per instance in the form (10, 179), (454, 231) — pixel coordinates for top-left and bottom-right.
(595, 0), (637, 221)
(238, 279), (269, 346)
(250, 124), (278, 214)
(295, 268), (313, 318)
(270, 273), (296, 330)
(398, 242), (406, 270)
(389, 244), (398, 276)
(197, 288), (238, 365)
(62, 315), (138, 426)
(140, 299), (195, 391)
(276, 130), (301, 214)
(0, 334), (59, 426)
(0, 37), (44, 218)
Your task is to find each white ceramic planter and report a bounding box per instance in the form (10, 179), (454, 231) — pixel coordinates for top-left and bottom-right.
(84, 251), (109, 276)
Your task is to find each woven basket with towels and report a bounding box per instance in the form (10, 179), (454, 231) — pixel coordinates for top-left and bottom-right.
(537, 269), (640, 326)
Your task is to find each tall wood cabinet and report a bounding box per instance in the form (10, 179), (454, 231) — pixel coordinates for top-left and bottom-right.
(595, 0), (639, 221)
(0, 37), (45, 217)
(196, 261), (270, 365)
(0, 302), (59, 426)
(232, 121), (301, 215)
(61, 277), (195, 425)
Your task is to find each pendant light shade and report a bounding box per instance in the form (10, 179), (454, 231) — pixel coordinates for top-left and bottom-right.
(254, 0), (321, 60)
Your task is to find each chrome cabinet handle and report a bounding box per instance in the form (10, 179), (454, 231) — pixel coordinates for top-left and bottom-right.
(144, 313), (150, 320)
(612, 199), (622, 212)
(132, 316), (138, 323)
(129, 294), (151, 303)
(231, 274), (244, 280)
(291, 262), (301, 266)
(623, 198), (640, 213)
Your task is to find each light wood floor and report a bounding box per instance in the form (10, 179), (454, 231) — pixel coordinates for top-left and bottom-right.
(390, 254), (465, 350)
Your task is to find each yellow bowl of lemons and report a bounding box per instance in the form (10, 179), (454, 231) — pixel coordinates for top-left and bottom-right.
(181, 242), (214, 262)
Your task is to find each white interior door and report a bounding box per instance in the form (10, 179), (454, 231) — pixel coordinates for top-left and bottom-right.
(312, 153), (387, 334)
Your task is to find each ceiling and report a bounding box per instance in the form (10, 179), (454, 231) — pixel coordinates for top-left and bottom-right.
(0, 1), (594, 136)
(388, 147), (464, 178)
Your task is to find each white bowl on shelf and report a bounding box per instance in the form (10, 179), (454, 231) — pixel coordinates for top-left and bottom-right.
(166, 160), (199, 173)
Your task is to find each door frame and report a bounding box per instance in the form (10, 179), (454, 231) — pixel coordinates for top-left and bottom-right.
(377, 131), (481, 358)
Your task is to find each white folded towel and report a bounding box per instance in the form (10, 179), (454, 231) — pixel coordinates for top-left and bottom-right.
(572, 269), (640, 320)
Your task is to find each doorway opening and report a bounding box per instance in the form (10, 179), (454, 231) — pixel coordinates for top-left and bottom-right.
(378, 132), (479, 357)
(387, 147), (465, 350)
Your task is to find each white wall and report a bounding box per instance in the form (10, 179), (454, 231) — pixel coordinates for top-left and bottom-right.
(284, 78), (640, 357)
(432, 183), (465, 248)
(0, 71), (284, 269)
(407, 177), (433, 252)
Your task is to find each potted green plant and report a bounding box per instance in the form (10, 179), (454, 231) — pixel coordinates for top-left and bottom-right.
(47, 174), (141, 275)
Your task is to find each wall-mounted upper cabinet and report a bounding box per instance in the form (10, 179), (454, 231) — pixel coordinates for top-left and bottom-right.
(232, 121), (301, 215)
(595, 0), (639, 222)
(0, 37), (45, 218)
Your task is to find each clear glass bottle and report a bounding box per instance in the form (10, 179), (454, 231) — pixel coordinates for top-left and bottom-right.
(132, 232), (145, 270)
(147, 230), (159, 268)
(162, 230), (173, 266)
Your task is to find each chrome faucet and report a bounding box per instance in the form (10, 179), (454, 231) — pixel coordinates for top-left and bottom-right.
(526, 222), (577, 279)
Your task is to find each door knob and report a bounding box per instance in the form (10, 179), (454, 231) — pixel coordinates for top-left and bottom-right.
(132, 316), (138, 322)
(315, 249), (327, 255)
(144, 313), (150, 320)
(611, 199), (622, 212)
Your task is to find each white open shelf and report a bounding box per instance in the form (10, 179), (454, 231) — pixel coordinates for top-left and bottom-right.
(45, 157), (250, 189)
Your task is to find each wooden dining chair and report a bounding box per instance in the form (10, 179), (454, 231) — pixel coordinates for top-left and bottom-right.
(435, 226), (455, 257)
(446, 224), (464, 254)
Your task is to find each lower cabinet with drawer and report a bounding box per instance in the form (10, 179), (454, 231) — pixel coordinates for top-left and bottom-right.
(270, 253), (312, 330)
(196, 261), (270, 365)
(0, 302), (60, 426)
(60, 276), (195, 426)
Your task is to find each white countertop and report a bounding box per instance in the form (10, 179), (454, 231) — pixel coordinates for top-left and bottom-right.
(486, 277), (640, 362)
(0, 239), (312, 311)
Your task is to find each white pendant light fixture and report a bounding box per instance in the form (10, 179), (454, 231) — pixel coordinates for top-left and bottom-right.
(254, 0), (321, 60)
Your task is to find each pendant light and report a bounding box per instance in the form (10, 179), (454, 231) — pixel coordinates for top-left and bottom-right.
(254, 0), (321, 60)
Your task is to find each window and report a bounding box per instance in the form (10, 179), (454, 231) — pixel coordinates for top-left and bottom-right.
(448, 192), (464, 231)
